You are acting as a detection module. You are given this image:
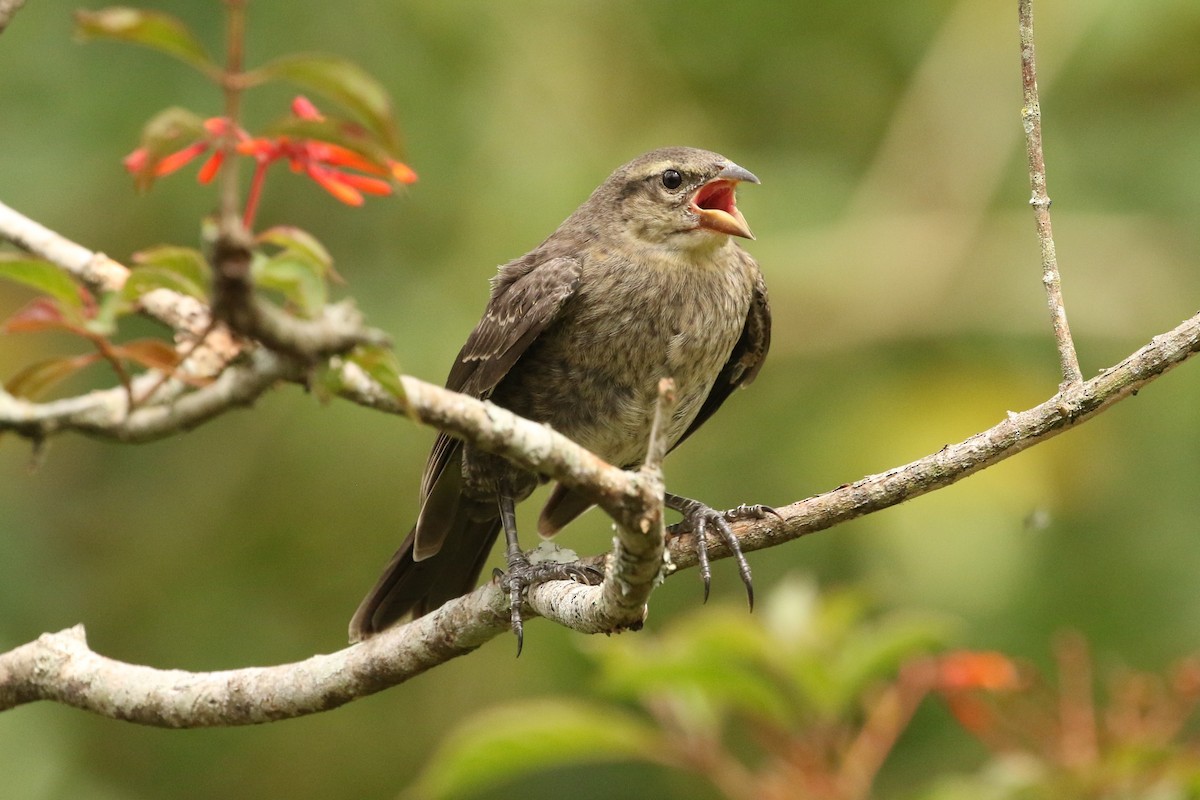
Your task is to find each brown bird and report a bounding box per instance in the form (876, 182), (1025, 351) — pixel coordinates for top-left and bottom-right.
(349, 147), (771, 648)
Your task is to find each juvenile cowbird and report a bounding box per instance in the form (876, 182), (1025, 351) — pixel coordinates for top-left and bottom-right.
(349, 147), (771, 647)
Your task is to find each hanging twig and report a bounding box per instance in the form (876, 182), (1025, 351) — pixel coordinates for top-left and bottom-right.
(1020, 0), (1082, 387)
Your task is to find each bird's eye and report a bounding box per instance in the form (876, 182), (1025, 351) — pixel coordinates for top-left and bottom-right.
(661, 169), (683, 190)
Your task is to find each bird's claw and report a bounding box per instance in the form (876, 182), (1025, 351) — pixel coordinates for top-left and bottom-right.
(496, 558), (604, 656)
(665, 494), (755, 610)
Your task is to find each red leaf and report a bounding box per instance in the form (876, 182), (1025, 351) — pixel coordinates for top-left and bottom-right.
(4, 353), (103, 399)
(2, 298), (84, 334)
(112, 339), (182, 372)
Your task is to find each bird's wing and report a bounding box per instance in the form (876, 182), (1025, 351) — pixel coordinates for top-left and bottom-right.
(446, 254), (584, 398)
(420, 254), (583, 501)
(672, 258), (771, 450)
(413, 255), (583, 558)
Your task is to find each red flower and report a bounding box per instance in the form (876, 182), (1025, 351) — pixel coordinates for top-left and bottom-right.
(122, 97), (416, 227)
(291, 95), (324, 121)
(936, 651), (1021, 691)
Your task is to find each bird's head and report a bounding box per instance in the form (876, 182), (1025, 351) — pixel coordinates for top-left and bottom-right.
(586, 147), (759, 251)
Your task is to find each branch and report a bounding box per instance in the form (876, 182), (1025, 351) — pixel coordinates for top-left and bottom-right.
(669, 309), (1200, 567)
(0, 0), (26, 35)
(5, 155), (1200, 727)
(0, 380), (683, 724)
(0, 200), (128, 293)
(5, 312), (1198, 726)
(0, 200), (242, 379)
(1020, 0), (1082, 387)
(2, 0), (1196, 729)
(0, 348), (299, 442)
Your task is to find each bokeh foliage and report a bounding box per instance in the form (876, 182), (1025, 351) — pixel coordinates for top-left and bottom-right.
(2, 1), (1200, 798)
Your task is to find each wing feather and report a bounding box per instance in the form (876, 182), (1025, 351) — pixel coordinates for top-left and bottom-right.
(414, 255), (583, 555)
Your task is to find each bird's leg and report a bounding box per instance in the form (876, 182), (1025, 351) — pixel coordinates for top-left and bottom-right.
(495, 488), (603, 655)
(665, 493), (778, 609)
(496, 490), (530, 654)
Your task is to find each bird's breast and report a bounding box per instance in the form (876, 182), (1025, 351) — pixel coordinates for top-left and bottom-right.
(491, 245), (755, 467)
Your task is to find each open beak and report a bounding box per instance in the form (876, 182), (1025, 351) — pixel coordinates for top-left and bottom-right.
(690, 162), (759, 240)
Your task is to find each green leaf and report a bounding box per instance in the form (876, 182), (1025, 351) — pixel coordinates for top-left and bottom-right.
(0, 257), (84, 313)
(256, 227), (333, 275)
(830, 612), (955, 711)
(4, 354), (102, 399)
(132, 245), (211, 295)
(253, 54), (402, 153)
(409, 699), (660, 800)
(347, 345), (405, 401)
(74, 8), (215, 74)
(252, 252), (328, 317)
(122, 267), (207, 304)
(595, 610), (796, 729)
(129, 245), (210, 301)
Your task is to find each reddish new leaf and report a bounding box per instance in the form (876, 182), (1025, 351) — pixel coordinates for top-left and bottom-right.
(111, 339), (182, 373)
(4, 353), (104, 399)
(2, 297), (87, 335)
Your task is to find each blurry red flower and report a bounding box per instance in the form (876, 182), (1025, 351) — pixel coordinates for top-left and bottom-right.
(122, 97), (416, 227)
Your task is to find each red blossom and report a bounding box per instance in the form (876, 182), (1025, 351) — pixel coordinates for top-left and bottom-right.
(196, 151), (224, 184)
(122, 97), (417, 227)
(390, 160), (418, 184)
(152, 140), (210, 176)
(291, 95), (324, 121)
(936, 651), (1021, 692)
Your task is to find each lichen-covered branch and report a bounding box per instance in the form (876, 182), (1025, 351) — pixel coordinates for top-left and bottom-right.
(1, 0), (1197, 730)
(0, 200), (128, 293)
(4, 309), (1199, 726)
(672, 310), (1200, 566)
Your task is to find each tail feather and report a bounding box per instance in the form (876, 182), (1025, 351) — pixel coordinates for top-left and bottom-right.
(537, 482), (596, 538)
(348, 513), (501, 642)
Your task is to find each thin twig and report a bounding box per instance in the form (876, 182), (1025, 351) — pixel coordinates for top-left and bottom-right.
(643, 377), (677, 472)
(217, 0), (246, 238)
(1020, 0), (1082, 387)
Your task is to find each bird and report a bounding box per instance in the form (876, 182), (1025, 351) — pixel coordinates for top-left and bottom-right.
(349, 146), (772, 649)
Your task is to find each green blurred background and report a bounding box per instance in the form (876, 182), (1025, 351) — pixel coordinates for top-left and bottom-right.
(3, 0), (1200, 797)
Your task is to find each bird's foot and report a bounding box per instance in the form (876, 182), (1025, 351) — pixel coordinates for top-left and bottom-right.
(666, 495), (777, 609)
(493, 557), (603, 655)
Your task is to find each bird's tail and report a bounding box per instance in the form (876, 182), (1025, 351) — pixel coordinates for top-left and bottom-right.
(348, 512), (501, 642)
